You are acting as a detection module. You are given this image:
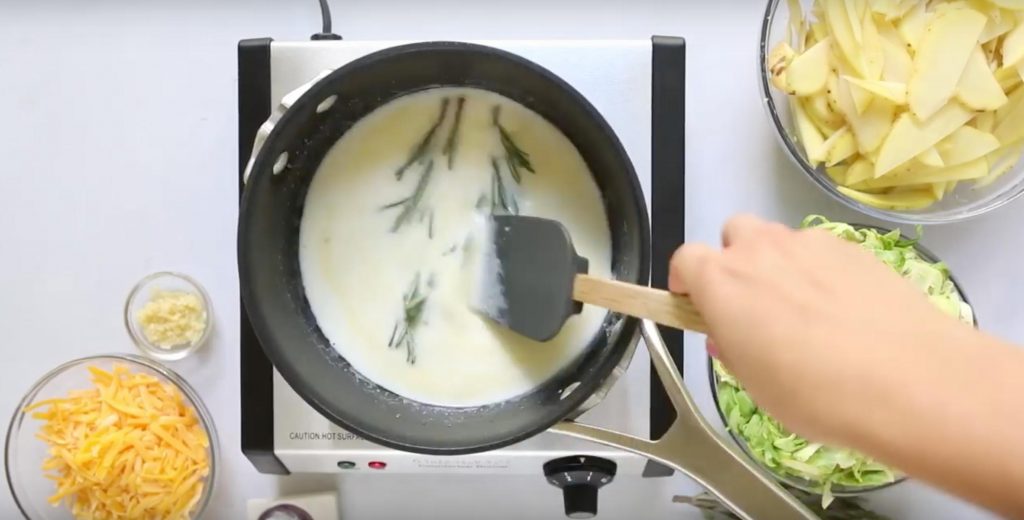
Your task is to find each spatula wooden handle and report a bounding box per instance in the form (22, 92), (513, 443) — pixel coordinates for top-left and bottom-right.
(572, 274), (709, 334)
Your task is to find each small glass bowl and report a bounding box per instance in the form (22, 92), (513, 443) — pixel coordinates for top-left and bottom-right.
(5, 354), (218, 520)
(708, 223), (977, 497)
(760, 0), (1024, 224)
(125, 271), (213, 361)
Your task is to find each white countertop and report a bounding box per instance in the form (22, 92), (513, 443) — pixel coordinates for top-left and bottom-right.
(1, 1), (1020, 519)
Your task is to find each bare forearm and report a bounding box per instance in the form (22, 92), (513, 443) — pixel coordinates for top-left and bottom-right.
(840, 322), (1024, 518)
(668, 217), (1024, 515)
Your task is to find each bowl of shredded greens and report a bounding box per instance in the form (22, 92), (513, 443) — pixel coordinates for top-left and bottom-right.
(710, 215), (976, 509)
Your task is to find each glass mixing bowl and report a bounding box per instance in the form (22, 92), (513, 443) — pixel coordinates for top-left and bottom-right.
(124, 271), (213, 361)
(5, 354), (218, 519)
(760, 0), (1024, 224)
(708, 223), (976, 497)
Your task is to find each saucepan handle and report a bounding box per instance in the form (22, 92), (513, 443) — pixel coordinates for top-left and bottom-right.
(552, 320), (817, 520)
(242, 69), (334, 185)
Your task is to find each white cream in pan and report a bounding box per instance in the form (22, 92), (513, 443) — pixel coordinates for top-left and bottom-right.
(299, 87), (612, 407)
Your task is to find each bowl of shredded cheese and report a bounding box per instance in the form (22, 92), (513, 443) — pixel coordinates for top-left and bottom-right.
(5, 354), (217, 519)
(125, 272), (212, 361)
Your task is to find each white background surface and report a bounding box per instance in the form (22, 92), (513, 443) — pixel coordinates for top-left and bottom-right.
(1, 1), (1020, 519)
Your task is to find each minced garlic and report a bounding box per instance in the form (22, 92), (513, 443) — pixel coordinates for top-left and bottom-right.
(136, 290), (207, 348)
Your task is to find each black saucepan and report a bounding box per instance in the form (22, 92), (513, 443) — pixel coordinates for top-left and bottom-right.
(240, 41), (818, 519)
(238, 42), (650, 455)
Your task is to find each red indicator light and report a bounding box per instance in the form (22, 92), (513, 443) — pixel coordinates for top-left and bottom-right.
(368, 461), (387, 470)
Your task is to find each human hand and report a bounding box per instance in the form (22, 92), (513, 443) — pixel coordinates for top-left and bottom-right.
(669, 214), (967, 444)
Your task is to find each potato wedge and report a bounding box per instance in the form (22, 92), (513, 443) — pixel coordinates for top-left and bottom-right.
(908, 8), (988, 121)
(834, 52), (874, 113)
(848, 85), (875, 114)
(1003, 17), (1024, 68)
(826, 164), (850, 184)
(854, 157), (989, 189)
(823, 0), (866, 77)
(874, 156), (935, 177)
(844, 0), (864, 43)
(811, 20), (830, 42)
(837, 77), (896, 153)
(958, 45), (1010, 110)
(996, 85), (1024, 126)
(893, 0), (919, 19)
(874, 17), (904, 45)
(786, 37), (833, 95)
(787, 0), (806, 49)
(897, 2), (929, 51)
(973, 110), (997, 132)
(988, 0), (1024, 9)
(837, 185), (937, 209)
(996, 64), (1024, 90)
(934, 1), (973, 13)
(860, 9), (885, 81)
(793, 99), (826, 167)
(975, 142), (1024, 187)
(844, 76), (908, 104)
(917, 147), (946, 168)
(827, 128), (859, 166)
(938, 126), (1001, 166)
(993, 90), (1024, 144)
(984, 37), (1001, 64)
(870, 0), (904, 19)
(768, 42), (796, 91)
(875, 102), (975, 177)
(878, 28), (914, 83)
(804, 94), (845, 133)
(810, 125), (848, 163)
(845, 157), (875, 185)
(825, 73), (843, 113)
(980, 8), (1016, 42)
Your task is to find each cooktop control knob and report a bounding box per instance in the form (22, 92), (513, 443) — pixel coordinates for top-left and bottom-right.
(543, 455), (617, 519)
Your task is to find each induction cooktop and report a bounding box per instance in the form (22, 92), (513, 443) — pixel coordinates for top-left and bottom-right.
(237, 37), (686, 518)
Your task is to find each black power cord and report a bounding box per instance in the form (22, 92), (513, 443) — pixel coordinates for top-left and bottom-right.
(311, 0), (342, 40)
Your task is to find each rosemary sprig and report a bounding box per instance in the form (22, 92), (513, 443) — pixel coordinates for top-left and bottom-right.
(490, 156), (518, 215)
(382, 160), (435, 233)
(388, 273), (429, 365)
(396, 97), (450, 180)
(492, 105), (535, 184)
(442, 96), (466, 170)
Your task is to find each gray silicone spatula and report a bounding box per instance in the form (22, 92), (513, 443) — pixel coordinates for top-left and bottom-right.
(478, 215), (709, 341)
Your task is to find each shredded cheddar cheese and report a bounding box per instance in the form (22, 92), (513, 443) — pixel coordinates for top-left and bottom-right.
(26, 364), (210, 519)
(136, 290), (207, 349)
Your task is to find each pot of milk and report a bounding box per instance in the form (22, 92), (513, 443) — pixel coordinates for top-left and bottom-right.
(240, 41), (648, 453)
(239, 42), (814, 519)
